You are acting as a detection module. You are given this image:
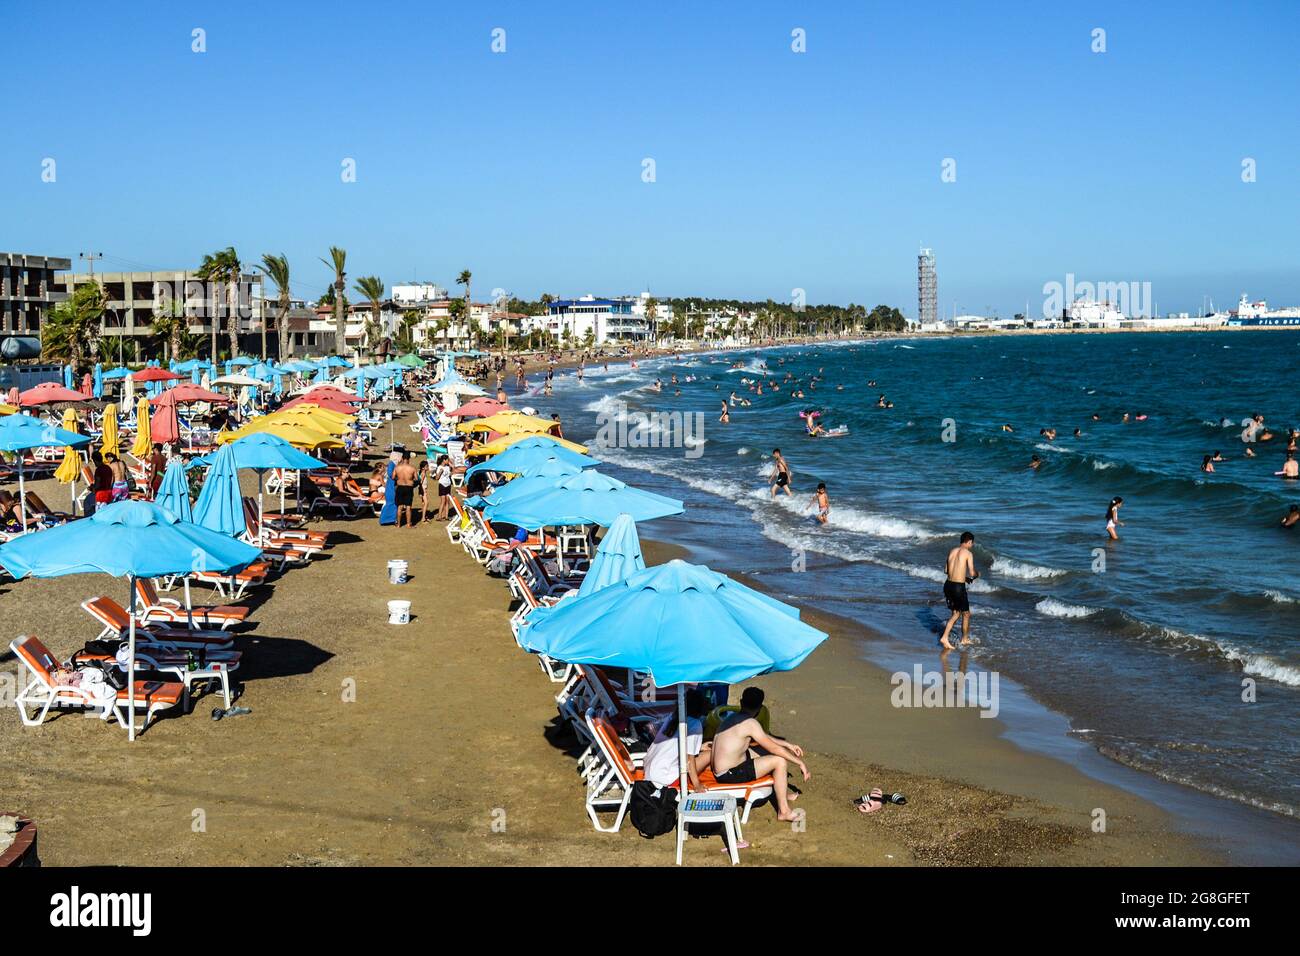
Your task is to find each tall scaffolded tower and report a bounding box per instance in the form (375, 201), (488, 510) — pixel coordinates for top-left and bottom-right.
(918, 247), (938, 326)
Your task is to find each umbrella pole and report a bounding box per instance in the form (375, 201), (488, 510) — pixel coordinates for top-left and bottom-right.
(258, 471), (265, 545)
(128, 575), (138, 741)
(183, 577), (194, 629)
(676, 682), (687, 864)
(17, 457), (28, 534)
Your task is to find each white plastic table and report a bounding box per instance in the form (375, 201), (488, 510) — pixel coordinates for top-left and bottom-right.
(676, 794), (741, 865)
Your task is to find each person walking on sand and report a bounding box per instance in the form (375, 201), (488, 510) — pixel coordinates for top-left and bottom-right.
(770, 448), (793, 497)
(939, 531), (979, 650)
(1105, 496), (1124, 540)
(393, 451), (418, 527)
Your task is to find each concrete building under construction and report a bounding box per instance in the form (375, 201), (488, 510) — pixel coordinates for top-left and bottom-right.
(918, 247), (938, 327)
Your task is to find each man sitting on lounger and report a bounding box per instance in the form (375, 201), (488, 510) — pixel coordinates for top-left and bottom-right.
(710, 687), (810, 821)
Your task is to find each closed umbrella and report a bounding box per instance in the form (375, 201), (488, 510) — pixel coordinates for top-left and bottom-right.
(517, 559), (827, 829)
(195, 433), (322, 541)
(0, 500), (260, 739)
(155, 460), (192, 522)
(191, 443), (246, 537)
(100, 404), (120, 458)
(53, 409), (84, 512)
(131, 398), (152, 458)
(93, 363), (104, 399)
(576, 513), (645, 597)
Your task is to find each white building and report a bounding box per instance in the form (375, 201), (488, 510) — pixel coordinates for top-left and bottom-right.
(392, 282), (448, 306)
(1064, 299), (1125, 328)
(540, 295), (650, 345)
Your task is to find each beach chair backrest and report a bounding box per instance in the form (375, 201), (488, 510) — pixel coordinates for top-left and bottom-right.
(135, 577), (161, 607)
(82, 595), (130, 633)
(11, 635), (58, 688)
(587, 712), (637, 787)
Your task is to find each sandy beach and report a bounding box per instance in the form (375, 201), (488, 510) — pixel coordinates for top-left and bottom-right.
(0, 406), (1221, 867)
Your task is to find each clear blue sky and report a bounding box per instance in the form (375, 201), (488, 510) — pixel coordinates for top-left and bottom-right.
(3, 0), (1297, 317)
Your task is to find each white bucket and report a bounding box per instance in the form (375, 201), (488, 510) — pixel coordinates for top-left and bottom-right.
(387, 600), (411, 625)
(387, 559), (408, 584)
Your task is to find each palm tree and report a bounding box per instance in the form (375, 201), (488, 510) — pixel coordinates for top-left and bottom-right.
(457, 269), (472, 342)
(353, 276), (385, 360)
(448, 298), (466, 350)
(258, 253), (292, 360)
(196, 246), (242, 360)
(151, 299), (185, 361)
(320, 247), (348, 356)
(42, 282), (105, 371)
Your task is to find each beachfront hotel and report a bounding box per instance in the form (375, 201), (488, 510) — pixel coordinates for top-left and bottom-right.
(0, 252), (70, 340)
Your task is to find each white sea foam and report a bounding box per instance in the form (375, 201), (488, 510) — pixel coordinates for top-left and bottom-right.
(991, 556), (1067, 580)
(1262, 589), (1298, 605)
(737, 447), (751, 456)
(877, 559), (997, 592)
(1220, 645), (1300, 687)
(1035, 598), (1098, 618)
(1091, 459), (1116, 470)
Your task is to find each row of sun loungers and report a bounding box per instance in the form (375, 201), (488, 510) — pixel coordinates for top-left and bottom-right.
(447, 490), (779, 837)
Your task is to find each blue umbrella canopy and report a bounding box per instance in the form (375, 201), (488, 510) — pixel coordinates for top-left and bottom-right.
(516, 559), (827, 687)
(190, 432), (323, 471)
(102, 367), (132, 380)
(485, 470), (683, 528)
(155, 460), (193, 523)
(0, 413), (92, 452)
(464, 461), (577, 509)
(465, 437), (601, 477)
(0, 499), (260, 580)
(192, 443), (246, 537)
(576, 513), (645, 597)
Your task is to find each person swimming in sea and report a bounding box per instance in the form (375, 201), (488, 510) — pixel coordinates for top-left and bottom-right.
(719, 400), (730, 424)
(1105, 496), (1124, 540)
(1280, 451), (1299, 480)
(1029, 454), (1042, 471)
(1202, 455), (1215, 473)
(1282, 505), (1300, 529)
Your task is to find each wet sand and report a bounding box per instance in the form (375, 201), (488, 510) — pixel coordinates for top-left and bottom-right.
(0, 412), (1216, 866)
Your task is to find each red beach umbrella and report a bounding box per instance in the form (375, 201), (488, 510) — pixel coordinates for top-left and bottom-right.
(132, 367), (181, 383)
(447, 397), (509, 418)
(150, 399), (181, 444)
(18, 381), (91, 406)
(151, 384), (229, 405)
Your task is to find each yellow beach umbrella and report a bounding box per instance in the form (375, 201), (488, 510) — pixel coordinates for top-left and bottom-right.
(456, 411), (557, 435)
(0, 403), (17, 416)
(229, 412), (350, 439)
(130, 397), (152, 458)
(263, 409), (352, 435)
(54, 409), (83, 485)
(279, 405), (355, 429)
(468, 432), (589, 457)
(219, 421), (343, 450)
(100, 404), (120, 458)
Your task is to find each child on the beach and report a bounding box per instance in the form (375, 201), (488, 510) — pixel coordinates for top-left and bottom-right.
(810, 482), (830, 524)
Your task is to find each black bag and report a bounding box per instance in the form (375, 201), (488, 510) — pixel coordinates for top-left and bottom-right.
(629, 781), (677, 839)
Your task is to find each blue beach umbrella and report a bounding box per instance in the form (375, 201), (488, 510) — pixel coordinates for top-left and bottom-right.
(155, 460), (193, 522)
(207, 432), (323, 533)
(465, 437), (601, 477)
(192, 443), (246, 537)
(102, 367), (131, 380)
(0, 499), (261, 740)
(576, 513), (645, 597)
(464, 459), (580, 509)
(517, 558), (827, 806)
(485, 470), (683, 528)
(63, 365), (73, 389)
(0, 413), (92, 531)
(92, 364), (104, 400)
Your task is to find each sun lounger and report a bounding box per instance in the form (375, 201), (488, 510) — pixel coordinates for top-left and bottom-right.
(73, 642), (241, 710)
(133, 577), (249, 630)
(10, 635), (184, 732)
(81, 596), (235, 651)
(584, 710), (775, 832)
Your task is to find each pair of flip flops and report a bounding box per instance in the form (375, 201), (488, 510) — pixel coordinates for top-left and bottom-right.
(855, 788), (885, 814)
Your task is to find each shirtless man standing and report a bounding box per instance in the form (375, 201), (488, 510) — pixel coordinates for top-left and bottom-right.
(769, 449), (793, 497)
(939, 531), (979, 650)
(710, 709), (809, 822)
(393, 451), (418, 527)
